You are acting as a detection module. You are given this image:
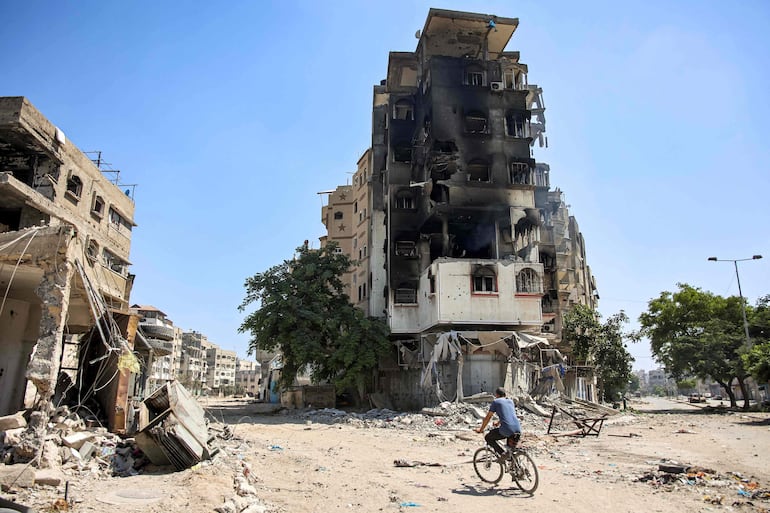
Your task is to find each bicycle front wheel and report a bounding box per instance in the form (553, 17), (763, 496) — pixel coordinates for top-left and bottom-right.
(473, 447), (504, 484)
(512, 450), (539, 493)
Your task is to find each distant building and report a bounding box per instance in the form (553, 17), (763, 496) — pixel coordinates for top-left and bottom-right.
(205, 343), (236, 395)
(180, 331), (209, 395)
(133, 305), (181, 395)
(235, 359), (261, 397)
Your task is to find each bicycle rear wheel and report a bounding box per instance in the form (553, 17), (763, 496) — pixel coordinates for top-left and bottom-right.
(512, 450), (539, 493)
(473, 447), (504, 484)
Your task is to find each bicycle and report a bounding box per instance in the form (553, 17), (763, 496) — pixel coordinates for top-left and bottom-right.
(473, 435), (539, 493)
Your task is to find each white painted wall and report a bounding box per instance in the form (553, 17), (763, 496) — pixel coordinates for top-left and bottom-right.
(390, 259), (544, 333)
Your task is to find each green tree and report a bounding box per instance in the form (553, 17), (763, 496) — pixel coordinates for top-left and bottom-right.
(628, 373), (640, 393)
(238, 243), (391, 399)
(744, 295), (770, 384)
(638, 283), (752, 409)
(562, 305), (634, 402)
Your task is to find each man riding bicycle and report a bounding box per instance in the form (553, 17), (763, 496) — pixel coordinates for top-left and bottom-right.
(475, 387), (521, 456)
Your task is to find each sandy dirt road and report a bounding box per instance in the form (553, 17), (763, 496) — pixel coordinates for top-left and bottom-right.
(5, 397), (769, 513)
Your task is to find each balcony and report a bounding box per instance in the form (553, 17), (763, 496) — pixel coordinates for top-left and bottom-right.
(140, 323), (174, 341)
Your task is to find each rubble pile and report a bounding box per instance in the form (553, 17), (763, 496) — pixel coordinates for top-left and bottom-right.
(0, 405), (151, 488)
(297, 399), (562, 435)
(635, 462), (770, 507)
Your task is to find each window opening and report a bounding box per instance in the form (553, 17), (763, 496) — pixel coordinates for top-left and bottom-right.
(506, 113), (528, 138)
(472, 267), (497, 293)
(395, 241), (417, 257)
(395, 193), (415, 209)
(334, 211), (343, 220)
(393, 143), (412, 163)
(516, 268), (541, 293)
(510, 162), (532, 185)
(91, 194), (105, 217)
(464, 111), (488, 133)
(467, 159), (490, 182)
(66, 175), (83, 199)
(393, 99), (414, 120)
(395, 286), (417, 304)
(464, 68), (485, 86)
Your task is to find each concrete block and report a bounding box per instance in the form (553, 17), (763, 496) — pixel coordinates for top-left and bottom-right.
(0, 464), (35, 490)
(1, 428), (25, 446)
(78, 441), (96, 461)
(61, 431), (94, 450)
(0, 413), (27, 431)
(39, 440), (60, 469)
(34, 468), (64, 487)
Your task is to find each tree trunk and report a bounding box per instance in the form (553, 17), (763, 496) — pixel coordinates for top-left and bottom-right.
(715, 379), (736, 408)
(737, 376), (751, 410)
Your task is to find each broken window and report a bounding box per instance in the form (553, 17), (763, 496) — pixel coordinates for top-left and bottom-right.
(510, 162), (532, 185)
(472, 267), (497, 294)
(464, 111), (488, 134)
(395, 286), (417, 304)
(467, 159), (490, 182)
(395, 192), (415, 209)
(108, 207), (132, 232)
(334, 211), (343, 220)
(395, 241), (417, 257)
(86, 238), (99, 263)
(516, 268), (541, 294)
(393, 142), (412, 163)
(393, 99), (414, 120)
(506, 113), (528, 138)
(66, 174), (83, 199)
(428, 271), (436, 294)
(102, 248), (128, 276)
(464, 66), (485, 86)
(91, 194), (105, 218)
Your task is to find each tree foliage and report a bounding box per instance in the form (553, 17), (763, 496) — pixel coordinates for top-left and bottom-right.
(238, 243), (391, 394)
(562, 304), (634, 402)
(744, 295), (770, 384)
(637, 283), (752, 408)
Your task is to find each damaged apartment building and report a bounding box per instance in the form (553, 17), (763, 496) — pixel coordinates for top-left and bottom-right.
(321, 9), (598, 409)
(0, 97), (142, 432)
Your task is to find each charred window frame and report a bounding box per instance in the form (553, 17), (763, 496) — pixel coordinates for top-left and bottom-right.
(65, 174), (83, 201)
(516, 268), (542, 294)
(394, 285), (417, 305)
(395, 191), (416, 210)
(467, 159), (490, 183)
(393, 142), (412, 163)
(510, 162), (532, 185)
(393, 99), (414, 120)
(472, 267), (497, 294)
(505, 112), (529, 138)
(464, 65), (486, 87)
(395, 241), (417, 258)
(464, 111), (488, 134)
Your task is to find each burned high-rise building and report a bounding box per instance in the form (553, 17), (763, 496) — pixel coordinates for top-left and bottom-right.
(323, 9), (598, 408)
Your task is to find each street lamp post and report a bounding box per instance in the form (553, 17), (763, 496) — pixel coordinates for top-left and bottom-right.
(707, 255), (763, 350)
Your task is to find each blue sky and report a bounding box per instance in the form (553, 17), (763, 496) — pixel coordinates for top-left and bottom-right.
(2, 1), (768, 371)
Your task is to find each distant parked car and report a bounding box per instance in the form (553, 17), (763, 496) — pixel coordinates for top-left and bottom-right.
(688, 393), (706, 403)
(713, 395), (723, 400)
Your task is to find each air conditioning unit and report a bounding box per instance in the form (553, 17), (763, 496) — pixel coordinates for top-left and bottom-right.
(542, 324), (552, 332)
(490, 81), (504, 92)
